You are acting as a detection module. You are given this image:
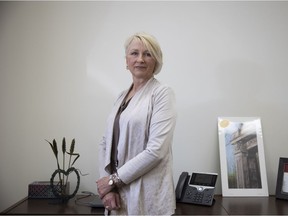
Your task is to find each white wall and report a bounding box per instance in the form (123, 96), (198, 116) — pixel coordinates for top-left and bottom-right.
(1, 1), (288, 211)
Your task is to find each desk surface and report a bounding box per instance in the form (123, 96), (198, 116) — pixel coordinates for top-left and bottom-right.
(220, 196), (288, 215)
(1, 195), (104, 215)
(2, 195), (288, 215)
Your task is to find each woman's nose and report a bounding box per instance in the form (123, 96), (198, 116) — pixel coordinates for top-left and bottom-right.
(137, 55), (144, 63)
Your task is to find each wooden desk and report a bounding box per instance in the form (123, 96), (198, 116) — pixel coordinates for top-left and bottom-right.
(2, 195), (288, 215)
(175, 196), (228, 215)
(219, 196), (288, 215)
(1, 195), (104, 215)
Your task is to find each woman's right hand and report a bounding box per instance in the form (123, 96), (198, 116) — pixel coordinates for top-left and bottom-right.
(102, 192), (121, 211)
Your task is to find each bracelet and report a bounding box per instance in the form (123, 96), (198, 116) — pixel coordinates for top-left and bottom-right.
(108, 173), (124, 188)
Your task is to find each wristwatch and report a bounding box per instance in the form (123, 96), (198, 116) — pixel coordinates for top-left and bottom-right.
(108, 175), (114, 186)
(108, 173), (124, 187)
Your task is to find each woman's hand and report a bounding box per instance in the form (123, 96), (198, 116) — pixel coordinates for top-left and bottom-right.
(102, 191), (121, 211)
(96, 176), (114, 199)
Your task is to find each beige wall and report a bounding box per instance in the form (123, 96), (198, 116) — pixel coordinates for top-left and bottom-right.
(1, 1), (288, 211)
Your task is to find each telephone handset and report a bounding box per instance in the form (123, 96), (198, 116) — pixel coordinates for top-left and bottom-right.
(176, 172), (189, 200)
(175, 171), (218, 206)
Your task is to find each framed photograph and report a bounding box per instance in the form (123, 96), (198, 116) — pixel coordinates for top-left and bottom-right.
(275, 157), (288, 200)
(218, 117), (269, 197)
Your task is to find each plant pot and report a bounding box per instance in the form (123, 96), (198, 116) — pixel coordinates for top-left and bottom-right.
(50, 167), (80, 202)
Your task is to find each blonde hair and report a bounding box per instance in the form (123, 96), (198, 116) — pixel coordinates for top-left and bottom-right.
(124, 32), (163, 75)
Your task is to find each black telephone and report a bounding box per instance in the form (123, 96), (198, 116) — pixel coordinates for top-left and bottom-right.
(175, 171), (218, 206)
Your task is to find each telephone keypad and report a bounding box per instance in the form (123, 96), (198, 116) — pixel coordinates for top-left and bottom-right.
(183, 187), (214, 205)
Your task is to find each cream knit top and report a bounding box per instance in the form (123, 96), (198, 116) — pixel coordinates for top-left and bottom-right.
(99, 77), (177, 215)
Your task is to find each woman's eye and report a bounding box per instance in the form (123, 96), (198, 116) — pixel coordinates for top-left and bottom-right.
(131, 52), (138, 56)
(143, 52), (152, 57)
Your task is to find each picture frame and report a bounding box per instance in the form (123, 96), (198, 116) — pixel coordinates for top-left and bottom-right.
(275, 157), (288, 200)
(218, 117), (269, 197)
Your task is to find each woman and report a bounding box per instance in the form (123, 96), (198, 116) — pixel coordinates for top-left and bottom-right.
(96, 32), (177, 215)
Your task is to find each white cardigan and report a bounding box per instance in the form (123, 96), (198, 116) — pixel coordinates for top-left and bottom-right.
(99, 77), (177, 215)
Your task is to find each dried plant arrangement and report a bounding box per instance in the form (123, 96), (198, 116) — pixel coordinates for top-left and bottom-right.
(45, 137), (80, 201)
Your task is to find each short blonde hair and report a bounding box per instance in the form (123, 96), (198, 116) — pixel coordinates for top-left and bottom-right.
(124, 32), (163, 75)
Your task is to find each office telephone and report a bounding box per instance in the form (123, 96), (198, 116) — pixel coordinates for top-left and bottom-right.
(176, 171), (218, 206)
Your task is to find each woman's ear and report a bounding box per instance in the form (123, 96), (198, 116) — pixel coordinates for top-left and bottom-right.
(125, 57), (129, 70)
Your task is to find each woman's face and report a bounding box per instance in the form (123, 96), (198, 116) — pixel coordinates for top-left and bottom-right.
(126, 39), (156, 80)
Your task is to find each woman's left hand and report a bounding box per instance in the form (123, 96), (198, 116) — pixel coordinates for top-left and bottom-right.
(96, 176), (114, 199)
